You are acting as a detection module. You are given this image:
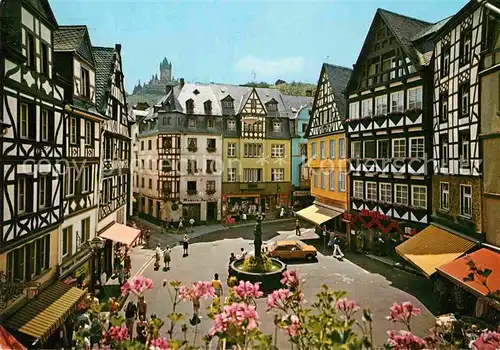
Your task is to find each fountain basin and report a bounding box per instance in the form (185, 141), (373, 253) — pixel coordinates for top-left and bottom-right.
(229, 258), (286, 293)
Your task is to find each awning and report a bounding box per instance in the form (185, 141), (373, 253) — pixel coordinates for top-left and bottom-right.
(226, 194), (260, 199)
(0, 325), (26, 350)
(437, 248), (500, 309)
(7, 282), (86, 341)
(395, 225), (476, 278)
(296, 204), (342, 225)
(99, 223), (141, 246)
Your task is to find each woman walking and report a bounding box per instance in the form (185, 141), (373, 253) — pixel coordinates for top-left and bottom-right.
(183, 234), (189, 257)
(125, 301), (137, 339)
(137, 295), (147, 320)
(163, 246), (171, 270)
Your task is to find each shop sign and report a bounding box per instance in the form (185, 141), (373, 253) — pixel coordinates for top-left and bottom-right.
(75, 262), (89, 278)
(293, 191), (310, 197)
(360, 209), (391, 221)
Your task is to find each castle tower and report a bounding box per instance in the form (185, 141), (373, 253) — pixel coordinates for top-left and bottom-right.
(160, 57), (172, 83)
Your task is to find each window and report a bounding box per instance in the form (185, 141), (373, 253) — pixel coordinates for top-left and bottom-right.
(141, 159), (145, 169)
(62, 227), (71, 257)
(377, 139), (389, 158)
(227, 168), (236, 182)
(301, 123), (307, 133)
(460, 30), (472, 65)
(149, 159), (152, 170)
(227, 120), (236, 131)
(188, 118), (196, 128)
(244, 143), (263, 158)
(18, 178), (27, 214)
(81, 218), (91, 244)
(70, 117), (77, 144)
(26, 33), (36, 68)
(162, 137), (172, 149)
(186, 100), (194, 114)
(328, 171), (335, 191)
(66, 168), (75, 197)
(320, 172), (325, 189)
(361, 99), (373, 118)
(364, 140), (376, 158)
(148, 140), (152, 150)
(338, 138), (345, 158)
(41, 109), (49, 141)
(112, 100), (118, 120)
(227, 142), (236, 157)
(379, 183), (392, 203)
(20, 103), (29, 138)
(188, 138), (197, 151)
(395, 184), (408, 205)
(329, 140), (335, 158)
(207, 118), (215, 128)
(407, 87), (423, 110)
(206, 159), (216, 173)
(409, 137), (425, 158)
(311, 142), (316, 159)
(439, 92), (449, 122)
(273, 122), (282, 132)
(411, 186), (427, 209)
(338, 171), (346, 192)
(375, 95), (387, 116)
(440, 182), (449, 211)
(204, 101), (212, 115)
(267, 102), (278, 112)
(459, 83), (470, 117)
(353, 181), (364, 198)
(40, 42), (49, 75)
(141, 140), (144, 150)
(460, 185), (472, 217)
(392, 139), (406, 158)
(440, 134), (449, 167)
(83, 166), (91, 192)
(366, 182), (377, 201)
(141, 178), (145, 188)
(349, 102), (359, 119)
(271, 168), (284, 182)
(39, 175), (50, 208)
(148, 179), (152, 189)
(84, 121), (93, 145)
(390, 91), (404, 112)
(187, 160), (197, 173)
(81, 67), (90, 98)
(222, 100), (234, 109)
(243, 169), (262, 182)
(271, 144), (284, 158)
(313, 171), (318, 188)
(441, 46), (450, 76)
(319, 141), (325, 159)
(352, 141), (362, 158)
(206, 180), (216, 192)
(299, 143), (307, 156)
(459, 131), (470, 168)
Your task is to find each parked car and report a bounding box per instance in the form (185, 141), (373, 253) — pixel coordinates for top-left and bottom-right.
(267, 240), (317, 261)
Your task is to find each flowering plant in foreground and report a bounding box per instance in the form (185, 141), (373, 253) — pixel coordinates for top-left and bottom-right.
(121, 275), (154, 296)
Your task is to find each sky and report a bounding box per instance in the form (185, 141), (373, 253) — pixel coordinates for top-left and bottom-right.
(49, 0), (468, 94)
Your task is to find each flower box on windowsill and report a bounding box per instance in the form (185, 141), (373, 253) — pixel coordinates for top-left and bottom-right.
(188, 146), (198, 152)
(206, 147), (216, 153)
(404, 108), (423, 116)
(187, 190), (197, 196)
(387, 111), (404, 118)
(206, 189), (216, 195)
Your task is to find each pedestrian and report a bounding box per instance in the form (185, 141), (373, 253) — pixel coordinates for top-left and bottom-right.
(333, 236), (344, 259)
(280, 207), (285, 218)
(145, 229), (151, 246)
(212, 273), (223, 297)
(125, 301), (137, 339)
(178, 217), (184, 230)
(183, 234), (189, 256)
(163, 246), (171, 270)
(118, 263), (125, 285)
(113, 251), (121, 276)
(154, 244), (161, 270)
(295, 219), (301, 236)
(239, 247), (247, 259)
(170, 218), (174, 229)
(136, 315), (147, 343)
(229, 252), (236, 264)
(189, 217), (195, 232)
(242, 212), (247, 223)
(137, 295), (147, 319)
(190, 298), (201, 325)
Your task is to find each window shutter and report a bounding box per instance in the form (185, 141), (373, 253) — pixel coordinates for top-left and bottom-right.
(48, 110), (55, 142)
(28, 104), (36, 139)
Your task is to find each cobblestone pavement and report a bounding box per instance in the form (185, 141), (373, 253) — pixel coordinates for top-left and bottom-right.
(126, 221), (437, 348)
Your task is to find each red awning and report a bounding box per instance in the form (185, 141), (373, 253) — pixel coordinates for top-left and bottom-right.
(437, 248), (500, 308)
(0, 325), (26, 350)
(99, 223), (141, 246)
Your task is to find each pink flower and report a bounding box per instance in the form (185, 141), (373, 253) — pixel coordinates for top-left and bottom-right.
(179, 281), (215, 302)
(285, 315), (301, 337)
(121, 275), (154, 296)
(387, 330), (426, 349)
(336, 298), (360, 317)
(267, 288), (292, 310)
(280, 270), (299, 288)
(106, 326), (129, 342)
(120, 280), (131, 296)
(209, 302), (260, 336)
(233, 281), (264, 300)
(476, 331), (500, 348)
(386, 302), (421, 324)
(150, 337), (172, 350)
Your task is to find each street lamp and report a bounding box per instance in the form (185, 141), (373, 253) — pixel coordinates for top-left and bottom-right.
(89, 237), (105, 294)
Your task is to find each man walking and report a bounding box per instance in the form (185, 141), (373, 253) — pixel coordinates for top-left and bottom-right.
(295, 219), (301, 236)
(212, 273), (223, 298)
(332, 236), (344, 260)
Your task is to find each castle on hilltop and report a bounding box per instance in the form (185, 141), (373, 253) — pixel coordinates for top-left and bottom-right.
(132, 57), (176, 95)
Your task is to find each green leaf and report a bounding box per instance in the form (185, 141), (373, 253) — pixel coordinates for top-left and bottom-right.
(167, 312), (184, 324)
(109, 315), (125, 327)
(478, 268), (492, 278)
(463, 272), (475, 282)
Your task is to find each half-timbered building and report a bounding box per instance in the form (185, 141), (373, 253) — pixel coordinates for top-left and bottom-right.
(0, 0), (64, 315)
(431, 1), (486, 239)
(52, 25), (104, 283)
(344, 9), (446, 253)
(298, 63), (351, 240)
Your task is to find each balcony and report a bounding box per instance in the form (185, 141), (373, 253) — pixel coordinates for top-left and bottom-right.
(240, 183), (265, 190)
(187, 189), (198, 196)
(206, 189), (216, 195)
(206, 147), (217, 153)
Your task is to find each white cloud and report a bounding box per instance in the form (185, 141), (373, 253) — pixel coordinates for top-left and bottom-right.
(235, 55), (306, 79)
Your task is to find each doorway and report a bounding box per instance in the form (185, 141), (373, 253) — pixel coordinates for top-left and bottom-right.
(207, 202), (217, 222)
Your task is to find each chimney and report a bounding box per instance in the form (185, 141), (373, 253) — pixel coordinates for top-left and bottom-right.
(180, 78), (185, 88)
(165, 84), (172, 95)
(115, 44), (121, 52)
(305, 89), (312, 97)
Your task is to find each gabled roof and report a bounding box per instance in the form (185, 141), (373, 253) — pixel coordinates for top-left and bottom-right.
(93, 46), (115, 112)
(323, 63), (352, 119)
(53, 26), (96, 67)
(23, 0), (58, 27)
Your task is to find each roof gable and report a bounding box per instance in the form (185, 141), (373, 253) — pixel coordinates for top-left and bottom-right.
(23, 0), (58, 27)
(239, 88), (267, 115)
(93, 46), (115, 111)
(54, 26), (96, 67)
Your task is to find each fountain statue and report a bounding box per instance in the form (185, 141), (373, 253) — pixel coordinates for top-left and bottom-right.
(253, 215), (263, 258)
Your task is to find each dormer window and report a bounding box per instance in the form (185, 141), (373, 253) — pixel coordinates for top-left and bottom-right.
(204, 100), (212, 115)
(186, 99), (194, 114)
(222, 100), (234, 109)
(273, 121), (282, 132)
(267, 102), (278, 112)
(81, 67), (90, 98)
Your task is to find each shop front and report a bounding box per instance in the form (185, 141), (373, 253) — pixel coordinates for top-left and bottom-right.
(291, 190), (314, 211)
(223, 194), (260, 223)
(296, 201), (346, 247)
(59, 244), (93, 290)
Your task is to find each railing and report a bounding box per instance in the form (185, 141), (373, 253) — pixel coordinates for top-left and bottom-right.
(187, 190), (198, 195)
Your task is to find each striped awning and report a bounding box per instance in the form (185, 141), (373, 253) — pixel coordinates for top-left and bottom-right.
(7, 282), (86, 341)
(296, 204), (342, 225)
(395, 225), (476, 278)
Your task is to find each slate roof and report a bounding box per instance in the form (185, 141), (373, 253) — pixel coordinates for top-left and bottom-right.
(323, 63), (352, 119)
(23, 0), (58, 27)
(53, 26), (95, 66)
(93, 46), (115, 112)
(411, 16), (452, 66)
(156, 82), (312, 119)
